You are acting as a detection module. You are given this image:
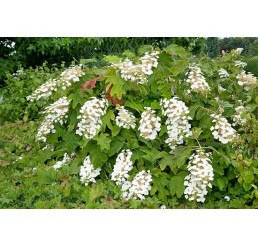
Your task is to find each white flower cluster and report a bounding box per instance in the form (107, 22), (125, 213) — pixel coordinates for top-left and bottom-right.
(210, 114), (237, 144)
(224, 196), (230, 201)
(27, 79), (58, 102)
(234, 60), (247, 68)
(79, 156), (101, 186)
(36, 97), (70, 142)
(59, 64), (85, 90)
(53, 152), (70, 170)
(218, 68), (229, 78)
(139, 107), (161, 140)
(36, 120), (55, 142)
(27, 65), (85, 101)
(76, 97), (108, 138)
(235, 48), (244, 55)
(186, 65), (210, 94)
(111, 149), (133, 185)
(42, 144), (54, 151)
(232, 105), (247, 126)
(184, 150), (214, 203)
(112, 51), (159, 84)
(139, 51), (159, 76)
(121, 170), (152, 200)
(160, 97), (192, 150)
(12, 69), (24, 78)
(43, 97), (70, 124)
(237, 71), (257, 91)
(115, 106), (136, 129)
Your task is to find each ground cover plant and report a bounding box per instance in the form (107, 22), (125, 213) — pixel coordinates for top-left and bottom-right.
(0, 44), (257, 209)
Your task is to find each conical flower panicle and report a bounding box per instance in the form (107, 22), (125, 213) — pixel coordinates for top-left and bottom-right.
(76, 97), (108, 138)
(232, 105), (248, 126)
(59, 64), (85, 90)
(186, 65), (210, 94)
(27, 79), (58, 102)
(160, 97), (192, 150)
(122, 170), (152, 200)
(210, 114), (237, 144)
(139, 107), (161, 140)
(80, 156), (101, 186)
(111, 149), (133, 185)
(184, 150), (214, 203)
(218, 68), (229, 78)
(115, 106), (136, 129)
(234, 60), (247, 68)
(112, 51), (159, 84)
(36, 97), (70, 142)
(44, 97), (70, 124)
(237, 71), (257, 91)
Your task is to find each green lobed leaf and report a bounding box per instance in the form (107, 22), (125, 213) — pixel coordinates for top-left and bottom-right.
(166, 44), (187, 59)
(169, 171), (188, 198)
(85, 141), (108, 168)
(108, 136), (125, 157)
(94, 133), (111, 151)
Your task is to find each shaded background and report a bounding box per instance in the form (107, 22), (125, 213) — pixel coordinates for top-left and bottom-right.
(1, 37), (258, 86)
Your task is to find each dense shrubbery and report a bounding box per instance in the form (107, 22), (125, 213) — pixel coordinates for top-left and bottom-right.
(0, 63), (68, 124)
(0, 37), (207, 86)
(246, 56), (258, 77)
(0, 44), (257, 209)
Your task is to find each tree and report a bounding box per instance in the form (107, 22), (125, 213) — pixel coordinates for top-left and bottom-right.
(206, 37), (220, 57)
(0, 37), (206, 86)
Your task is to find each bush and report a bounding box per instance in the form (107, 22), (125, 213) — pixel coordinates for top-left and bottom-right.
(245, 56), (258, 77)
(0, 45), (257, 209)
(0, 63), (66, 124)
(0, 37), (207, 86)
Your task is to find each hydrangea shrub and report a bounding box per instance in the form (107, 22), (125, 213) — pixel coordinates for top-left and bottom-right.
(21, 45), (257, 208)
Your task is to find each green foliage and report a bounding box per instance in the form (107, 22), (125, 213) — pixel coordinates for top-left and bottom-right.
(245, 56), (258, 76)
(247, 40), (258, 57)
(206, 37), (220, 58)
(169, 171), (188, 198)
(0, 37), (208, 87)
(0, 63), (64, 124)
(205, 37), (258, 58)
(0, 43), (257, 209)
(104, 67), (126, 99)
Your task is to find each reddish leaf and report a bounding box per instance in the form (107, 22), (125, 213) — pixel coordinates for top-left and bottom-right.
(80, 76), (100, 93)
(111, 97), (123, 106)
(101, 194), (117, 205)
(106, 94), (112, 101)
(105, 85), (123, 106)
